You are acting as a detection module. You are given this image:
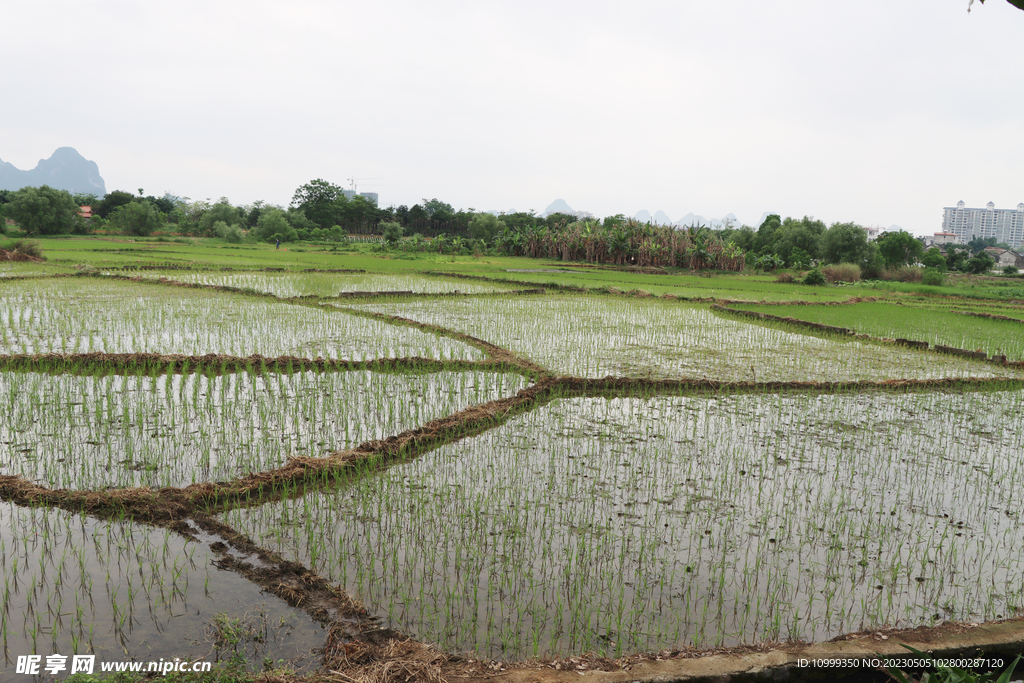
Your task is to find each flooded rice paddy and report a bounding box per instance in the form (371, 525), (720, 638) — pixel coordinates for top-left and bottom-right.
(0, 502), (326, 670)
(1, 272), (1023, 673)
(353, 297), (1016, 381)
(132, 272), (520, 298)
(0, 279), (482, 360)
(0, 370), (528, 490)
(222, 389), (1024, 659)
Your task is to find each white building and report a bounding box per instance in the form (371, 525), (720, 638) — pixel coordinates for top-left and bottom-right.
(923, 232), (958, 247)
(941, 201), (1024, 248)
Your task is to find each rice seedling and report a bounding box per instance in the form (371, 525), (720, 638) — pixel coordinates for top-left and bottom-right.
(221, 387), (1024, 660)
(0, 369), (528, 490)
(0, 501), (326, 665)
(351, 296), (1019, 381)
(129, 271), (522, 297)
(0, 278), (482, 360)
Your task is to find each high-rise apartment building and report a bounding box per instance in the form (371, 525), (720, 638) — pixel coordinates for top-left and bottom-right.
(941, 201), (1024, 247)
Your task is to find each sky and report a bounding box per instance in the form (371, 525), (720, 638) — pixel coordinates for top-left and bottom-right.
(2, 0), (1023, 235)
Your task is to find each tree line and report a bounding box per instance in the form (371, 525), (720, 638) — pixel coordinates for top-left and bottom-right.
(0, 182), (1013, 275)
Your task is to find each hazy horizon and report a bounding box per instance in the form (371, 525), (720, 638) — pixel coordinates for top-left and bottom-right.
(3, 1), (1022, 236)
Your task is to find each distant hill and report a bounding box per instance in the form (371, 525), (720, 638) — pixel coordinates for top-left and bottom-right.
(651, 210), (673, 226)
(0, 147), (106, 195)
(542, 198), (574, 217)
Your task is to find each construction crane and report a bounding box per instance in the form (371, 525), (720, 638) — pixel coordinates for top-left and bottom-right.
(347, 178), (379, 194)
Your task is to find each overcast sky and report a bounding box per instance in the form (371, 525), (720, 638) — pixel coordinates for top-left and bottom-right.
(3, 0), (1022, 234)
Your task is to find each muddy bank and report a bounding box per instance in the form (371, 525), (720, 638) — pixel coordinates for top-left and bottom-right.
(0, 351), (527, 377)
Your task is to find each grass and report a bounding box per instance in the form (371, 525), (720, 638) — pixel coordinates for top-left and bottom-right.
(730, 301), (1024, 360)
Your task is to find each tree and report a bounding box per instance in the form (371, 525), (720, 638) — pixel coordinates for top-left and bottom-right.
(199, 201), (243, 234)
(406, 204), (429, 225)
(819, 222), (871, 265)
(946, 246), (971, 272)
(253, 208), (296, 242)
(380, 221), (404, 244)
(291, 179), (346, 229)
(876, 230), (924, 268)
(467, 213), (506, 244)
(71, 192), (99, 207)
(967, 251), (995, 274)
(148, 195), (177, 214)
(973, 0), (1024, 11)
(213, 220), (244, 243)
(110, 201), (163, 236)
(771, 216), (826, 264)
(790, 247), (812, 269)
(754, 214), (782, 253)
(421, 198), (454, 217)
(7, 186), (80, 236)
(922, 247), (947, 271)
(94, 190), (136, 218)
(545, 212), (576, 227)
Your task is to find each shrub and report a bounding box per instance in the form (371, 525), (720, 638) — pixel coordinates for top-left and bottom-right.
(775, 272), (796, 283)
(967, 252), (995, 274)
(253, 209), (296, 242)
(922, 268), (945, 286)
(821, 263), (861, 283)
(1003, 264), (1019, 275)
(887, 266), (923, 282)
(802, 268), (827, 286)
(380, 221), (404, 244)
(213, 220), (244, 243)
(110, 201), (162, 236)
(2, 240), (44, 259)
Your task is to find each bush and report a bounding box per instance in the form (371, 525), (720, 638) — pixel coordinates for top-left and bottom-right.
(802, 268), (827, 286)
(213, 220), (244, 243)
(380, 221), (404, 244)
(922, 268), (945, 286)
(822, 263), (861, 283)
(967, 252), (995, 274)
(775, 271), (795, 283)
(1003, 265), (1019, 275)
(468, 213), (506, 244)
(110, 201), (162, 236)
(2, 240), (44, 259)
(253, 209), (296, 242)
(886, 266), (923, 282)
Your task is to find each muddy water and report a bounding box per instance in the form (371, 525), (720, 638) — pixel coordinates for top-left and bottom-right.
(0, 503), (326, 676)
(222, 390), (1024, 660)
